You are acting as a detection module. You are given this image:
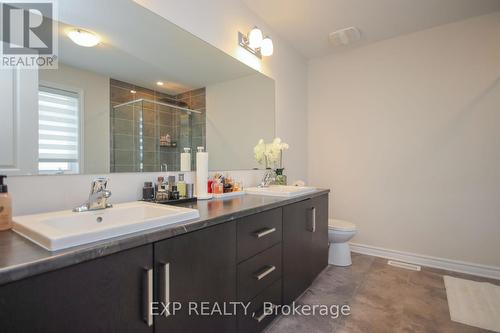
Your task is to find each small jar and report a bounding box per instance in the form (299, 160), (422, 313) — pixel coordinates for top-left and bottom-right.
(274, 168), (287, 185)
(143, 182), (154, 201)
(156, 188), (168, 201)
(233, 181), (242, 192)
(213, 180), (223, 195)
(169, 185), (180, 200)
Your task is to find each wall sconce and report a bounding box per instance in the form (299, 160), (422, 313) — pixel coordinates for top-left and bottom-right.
(238, 26), (273, 59)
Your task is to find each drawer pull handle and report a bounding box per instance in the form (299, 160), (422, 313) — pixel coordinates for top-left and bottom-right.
(254, 265), (276, 280)
(143, 268), (153, 327)
(311, 207), (316, 232)
(254, 227), (276, 238)
(253, 303), (277, 323)
(161, 262), (170, 317)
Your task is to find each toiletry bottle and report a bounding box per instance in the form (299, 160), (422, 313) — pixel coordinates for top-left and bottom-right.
(207, 179), (214, 193)
(196, 147), (211, 199)
(177, 174), (187, 198)
(170, 185), (180, 200)
(213, 179), (224, 195)
(168, 175), (176, 191)
(156, 177), (168, 201)
(224, 176), (234, 193)
(0, 175), (12, 231)
(186, 183), (194, 198)
(156, 176), (165, 194)
(180, 147), (191, 171)
(143, 182), (155, 201)
(233, 180), (242, 192)
(156, 186), (168, 201)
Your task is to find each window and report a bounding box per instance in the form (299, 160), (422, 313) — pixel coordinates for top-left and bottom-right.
(38, 85), (81, 174)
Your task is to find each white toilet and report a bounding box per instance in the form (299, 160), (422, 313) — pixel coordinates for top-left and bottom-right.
(328, 219), (357, 266)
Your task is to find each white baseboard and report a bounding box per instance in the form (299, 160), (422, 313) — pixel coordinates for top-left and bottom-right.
(350, 242), (500, 280)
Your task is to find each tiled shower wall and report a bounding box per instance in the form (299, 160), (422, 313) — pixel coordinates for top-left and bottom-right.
(110, 79), (206, 172)
(176, 88), (206, 170)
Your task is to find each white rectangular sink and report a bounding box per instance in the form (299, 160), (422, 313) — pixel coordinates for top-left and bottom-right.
(245, 185), (316, 197)
(13, 202), (200, 251)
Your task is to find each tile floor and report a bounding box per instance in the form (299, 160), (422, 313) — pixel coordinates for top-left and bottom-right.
(266, 253), (499, 333)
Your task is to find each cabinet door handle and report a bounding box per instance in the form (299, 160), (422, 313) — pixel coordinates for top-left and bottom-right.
(143, 268), (153, 327)
(311, 207), (316, 232)
(254, 227), (276, 238)
(253, 303), (277, 323)
(254, 265), (276, 280)
(161, 262), (170, 317)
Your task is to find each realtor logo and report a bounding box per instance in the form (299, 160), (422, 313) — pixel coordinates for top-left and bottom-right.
(1, 0), (58, 68)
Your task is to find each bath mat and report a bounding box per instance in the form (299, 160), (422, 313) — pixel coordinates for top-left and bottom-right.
(444, 275), (500, 332)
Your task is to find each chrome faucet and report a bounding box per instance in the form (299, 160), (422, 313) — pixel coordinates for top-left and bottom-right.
(259, 169), (276, 188)
(73, 178), (112, 212)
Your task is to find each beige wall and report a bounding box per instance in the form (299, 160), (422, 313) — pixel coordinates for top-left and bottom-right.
(308, 12), (500, 267)
(40, 63), (110, 174)
(206, 74), (275, 170)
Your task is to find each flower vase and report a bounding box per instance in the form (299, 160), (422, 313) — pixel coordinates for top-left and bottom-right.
(274, 168), (287, 185)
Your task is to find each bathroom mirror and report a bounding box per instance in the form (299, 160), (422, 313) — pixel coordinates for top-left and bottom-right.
(0, 0), (275, 176)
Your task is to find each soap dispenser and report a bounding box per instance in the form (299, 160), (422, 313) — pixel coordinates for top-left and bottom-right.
(0, 175), (12, 231)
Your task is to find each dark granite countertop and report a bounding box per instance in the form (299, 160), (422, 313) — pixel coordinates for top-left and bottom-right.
(0, 189), (329, 286)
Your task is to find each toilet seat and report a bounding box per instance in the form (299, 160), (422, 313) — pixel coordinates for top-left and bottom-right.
(328, 219), (356, 232)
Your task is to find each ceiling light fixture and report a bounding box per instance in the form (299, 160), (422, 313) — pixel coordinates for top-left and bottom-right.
(156, 81), (164, 86)
(67, 28), (101, 47)
(130, 90), (137, 94)
(238, 26), (273, 59)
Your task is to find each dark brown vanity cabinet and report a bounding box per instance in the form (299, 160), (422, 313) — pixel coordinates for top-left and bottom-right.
(310, 195), (330, 280)
(283, 195), (329, 304)
(236, 208), (284, 333)
(0, 245), (153, 333)
(0, 193), (329, 333)
(153, 221), (237, 333)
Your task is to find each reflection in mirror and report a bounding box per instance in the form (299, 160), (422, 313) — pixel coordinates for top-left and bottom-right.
(0, 0), (275, 176)
(110, 80), (205, 173)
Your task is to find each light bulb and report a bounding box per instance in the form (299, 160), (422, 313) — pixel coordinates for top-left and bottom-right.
(261, 36), (274, 56)
(248, 27), (263, 49)
(67, 29), (100, 47)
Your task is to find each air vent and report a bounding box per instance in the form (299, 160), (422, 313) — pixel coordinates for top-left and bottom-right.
(387, 260), (421, 271)
(329, 27), (361, 46)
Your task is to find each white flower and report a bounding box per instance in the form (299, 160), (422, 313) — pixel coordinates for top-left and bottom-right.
(254, 139), (266, 164)
(254, 138), (290, 167)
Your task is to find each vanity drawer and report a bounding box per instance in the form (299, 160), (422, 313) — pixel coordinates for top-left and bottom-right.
(238, 279), (282, 333)
(237, 208), (282, 262)
(238, 243), (282, 302)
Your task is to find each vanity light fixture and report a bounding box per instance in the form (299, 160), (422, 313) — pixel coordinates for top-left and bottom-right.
(248, 27), (263, 49)
(238, 27), (273, 59)
(67, 28), (101, 47)
(156, 81), (164, 86)
(261, 36), (274, 57)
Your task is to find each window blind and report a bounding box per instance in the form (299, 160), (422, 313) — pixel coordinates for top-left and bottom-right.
(38, 86), (80, 164)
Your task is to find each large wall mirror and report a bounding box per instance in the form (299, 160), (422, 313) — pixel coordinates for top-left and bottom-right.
(0, 0), (275, 176)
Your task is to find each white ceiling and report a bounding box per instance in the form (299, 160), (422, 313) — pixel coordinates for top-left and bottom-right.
(57, 0), (257, 94)
(242, 0), (500, 59)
